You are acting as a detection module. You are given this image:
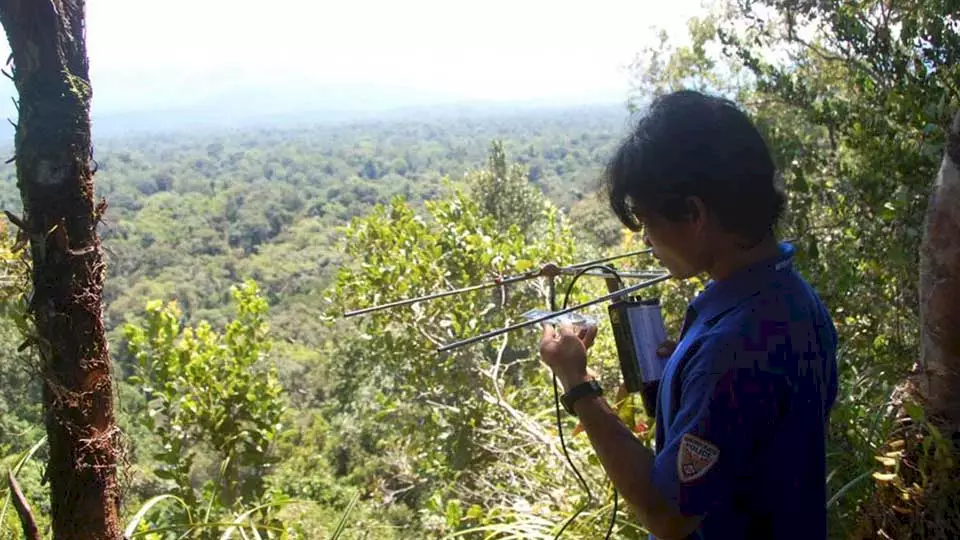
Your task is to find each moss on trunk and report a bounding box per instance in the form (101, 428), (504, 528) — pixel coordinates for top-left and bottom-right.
(0, 1), (123, 538)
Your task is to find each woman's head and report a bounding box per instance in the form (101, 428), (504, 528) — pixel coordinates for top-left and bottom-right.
(604, 90), (785, 278)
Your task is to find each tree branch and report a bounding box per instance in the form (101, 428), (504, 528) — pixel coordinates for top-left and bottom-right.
(792, 32), (885, 86)
(7, 471), (40, 540)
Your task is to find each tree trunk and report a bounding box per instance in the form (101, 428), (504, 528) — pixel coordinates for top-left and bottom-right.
(0, 1), (123, 539)
(917, 111), (960, 432)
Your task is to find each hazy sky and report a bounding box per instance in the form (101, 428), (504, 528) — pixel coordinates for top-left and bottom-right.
(0, 0), (707, 116)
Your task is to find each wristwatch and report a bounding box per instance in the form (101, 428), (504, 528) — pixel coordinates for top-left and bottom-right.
(561, 379), (603, 417)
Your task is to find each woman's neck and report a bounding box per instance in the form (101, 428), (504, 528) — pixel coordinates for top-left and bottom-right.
(707, 235), (781, 281)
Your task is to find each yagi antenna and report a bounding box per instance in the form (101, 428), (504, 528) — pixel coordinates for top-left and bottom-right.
(341, 247), (672, 353)
(437, 273), (671, 353)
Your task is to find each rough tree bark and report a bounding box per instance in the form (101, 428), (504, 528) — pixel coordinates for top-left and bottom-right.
(918, 110), (960, 432)
(0, 1), (123, 539)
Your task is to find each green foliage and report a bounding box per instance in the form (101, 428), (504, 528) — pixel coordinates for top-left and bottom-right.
(0, 222), (41, 445)
(566, 192), (625, 250)
(123, 281), (286, 536)
(325, 185), (573, 486)
(0, 437), (48, 540)
(0, 223), (50, 540)
(470, 140), (550, 238)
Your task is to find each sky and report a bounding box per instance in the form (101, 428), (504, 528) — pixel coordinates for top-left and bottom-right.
(0, 0), (708, 119)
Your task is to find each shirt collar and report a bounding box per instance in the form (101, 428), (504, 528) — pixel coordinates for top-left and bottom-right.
(688, 241), (796, 325)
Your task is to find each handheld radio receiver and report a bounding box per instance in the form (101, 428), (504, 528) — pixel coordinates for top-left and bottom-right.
(607, 297), (668, 419)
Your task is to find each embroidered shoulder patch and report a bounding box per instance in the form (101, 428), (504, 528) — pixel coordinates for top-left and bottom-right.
(677, 433), (720, 483)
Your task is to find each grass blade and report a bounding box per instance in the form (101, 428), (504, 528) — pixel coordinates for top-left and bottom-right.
(124, 493), (191, 538)
(331, 491), (360, 540)
(220, 499), (298, 540)
(1, 436), (46, 531)
(828, 470), (872, 508)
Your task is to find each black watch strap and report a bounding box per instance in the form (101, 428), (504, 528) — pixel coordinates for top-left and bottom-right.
(561, 379), (603, 416)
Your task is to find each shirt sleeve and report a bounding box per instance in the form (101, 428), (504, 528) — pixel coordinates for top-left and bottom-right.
(650, 334), (788, 517)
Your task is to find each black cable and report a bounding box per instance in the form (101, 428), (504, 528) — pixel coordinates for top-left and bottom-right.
(551, 264), (624, 540)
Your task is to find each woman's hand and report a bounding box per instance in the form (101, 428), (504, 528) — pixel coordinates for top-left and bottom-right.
(657, 339), (677, 359)
(539, 324), (598, 391)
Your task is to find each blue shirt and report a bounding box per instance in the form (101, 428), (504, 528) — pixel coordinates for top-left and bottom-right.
(650, 242), (838, 539)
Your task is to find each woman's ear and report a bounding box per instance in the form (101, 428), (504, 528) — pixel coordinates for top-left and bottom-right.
(685, 196), (708, 227)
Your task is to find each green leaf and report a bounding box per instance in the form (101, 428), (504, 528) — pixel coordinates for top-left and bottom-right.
(445, 499), (463, 527)
(904, 401), (924, 423)
(466, 504), (484, 520)
(153, 468), (178, 481)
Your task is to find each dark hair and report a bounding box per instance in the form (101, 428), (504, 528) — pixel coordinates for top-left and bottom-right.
(604, 89), (785, 245)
